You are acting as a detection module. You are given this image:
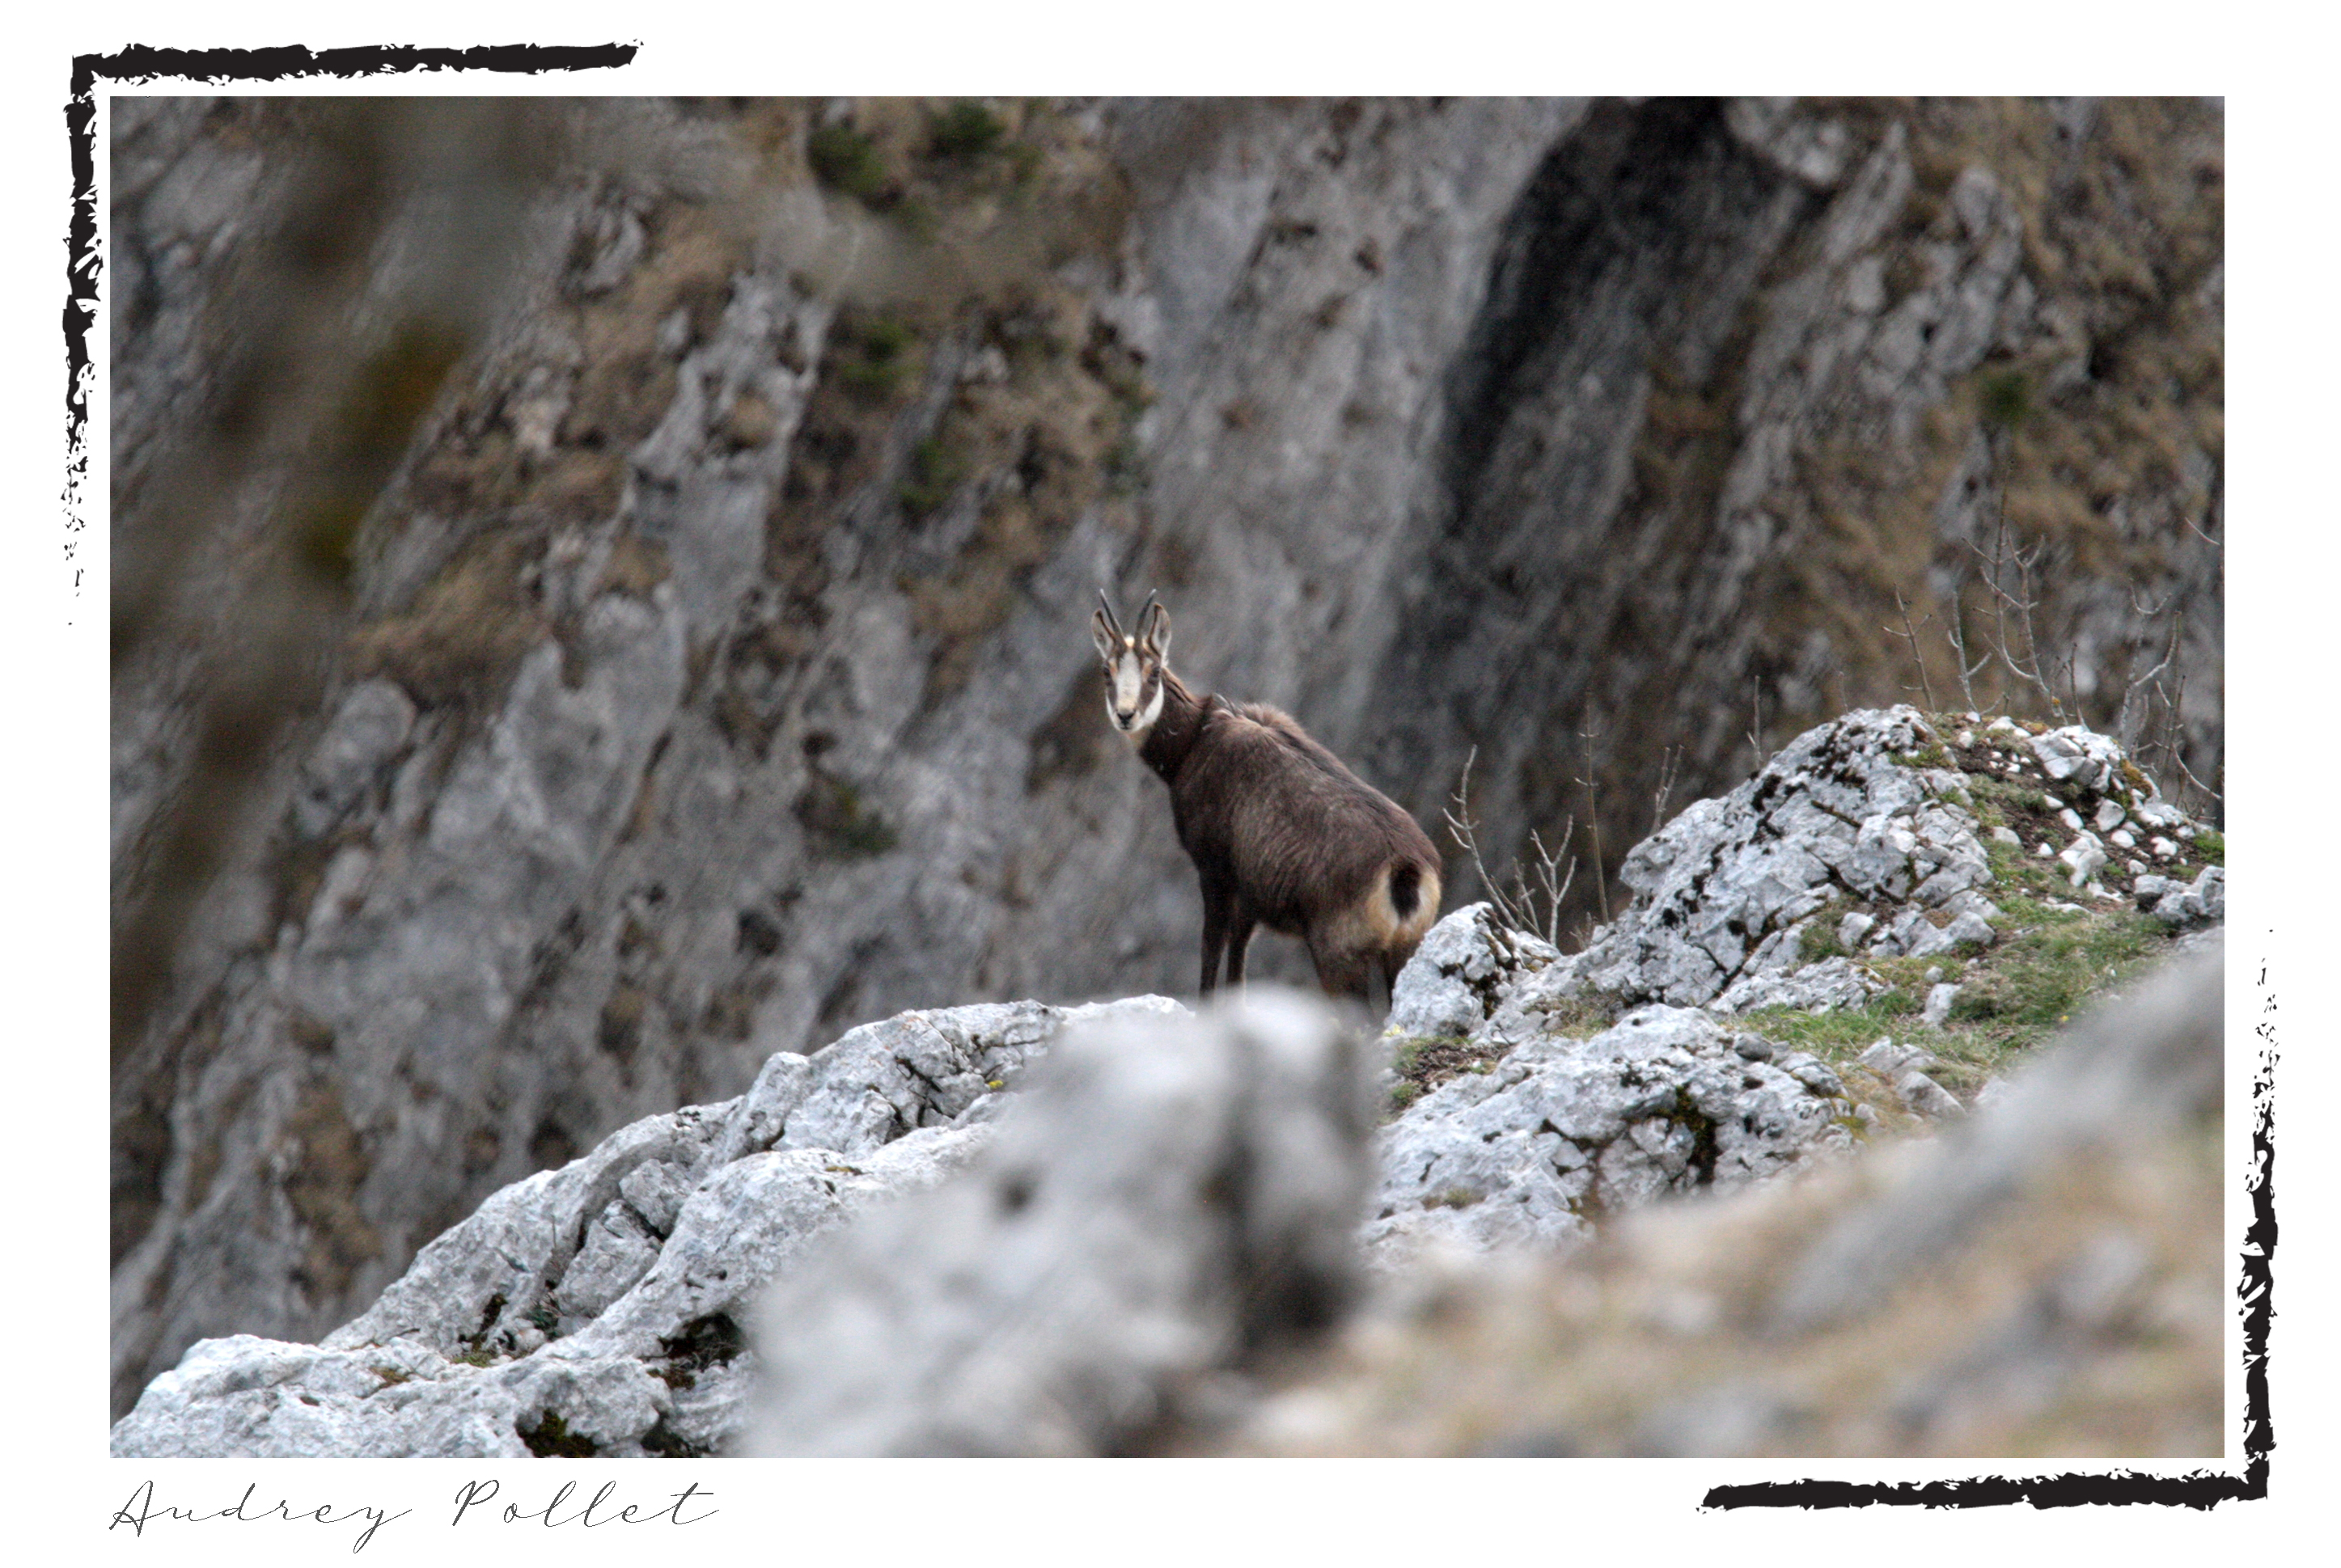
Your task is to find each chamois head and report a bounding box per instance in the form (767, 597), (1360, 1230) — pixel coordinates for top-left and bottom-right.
(1091, 590), (1171, 741)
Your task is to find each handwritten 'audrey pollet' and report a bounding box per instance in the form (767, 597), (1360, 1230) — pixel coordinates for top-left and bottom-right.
(109, 1479), (409, 1554)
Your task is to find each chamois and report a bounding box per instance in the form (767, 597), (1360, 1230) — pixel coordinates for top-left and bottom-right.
(1091, 592), (1442, 1004)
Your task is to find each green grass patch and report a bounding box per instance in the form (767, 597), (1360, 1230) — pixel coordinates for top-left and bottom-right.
(898, 435), (965, 518)
(836, 314), (921, 403)
(1893, 741), (1951, 770)
(928, 100), (1005, 160)
(1966, 772), (2052, 818)
(1385, 1032), (1510, 1118)
(1733, 881), (2191, 1112)
(2191, 829), (2224, 866)
(1985, 835), (2074, 901)
(808, 123), (889, 201)
(1949, 899), (2167, 1036)
(1798, 915), (1848, 963)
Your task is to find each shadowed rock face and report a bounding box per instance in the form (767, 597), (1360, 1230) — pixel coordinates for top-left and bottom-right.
(110, 97), (2223, 1414)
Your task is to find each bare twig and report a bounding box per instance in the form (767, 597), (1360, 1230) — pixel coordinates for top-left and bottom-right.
(1513, 826), (1578, 947)
(1577, 708), (1609, 923)
(1445, 746), (1580, 946)
(2167, 748), (2223, 808)
(1942, 596), (1992, 712)
(1885, 589), (1937, 710)
(2116, 608), (2181, 752)
(1649, 745), (1683, 835)
(1967, 508), (2067, 722)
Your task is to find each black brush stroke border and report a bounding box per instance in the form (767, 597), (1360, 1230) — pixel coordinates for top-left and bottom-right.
(62, 41), (641, 615)
(1704, 944), (2272, 1511)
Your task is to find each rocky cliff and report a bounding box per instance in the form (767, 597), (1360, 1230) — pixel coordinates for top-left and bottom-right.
(109, 97), (2223, 1413)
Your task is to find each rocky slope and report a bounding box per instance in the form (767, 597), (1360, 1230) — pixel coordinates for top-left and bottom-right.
(1368, 704), (2220, 1263)
(112, 707), (2223, 1456)
(110, 96), (2224, 1413)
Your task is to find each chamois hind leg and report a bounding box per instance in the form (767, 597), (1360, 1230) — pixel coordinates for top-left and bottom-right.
(1306, 932), (1374, 1004)
(1378, 949), (1407, 1012)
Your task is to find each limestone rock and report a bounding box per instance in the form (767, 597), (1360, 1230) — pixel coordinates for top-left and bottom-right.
(2152, 865), (2225, 929)
(2029, 725), (2131, 794)
(1219, 942), (2224, 1458)
(1384, 902), (1560, 1042)
(1894, 1069), (1965, 1120)
(1712, 955), (1881, 1014)
(1365, 1006), (1852, 1267)
(112, 996), (1183, 1456)
(1549, 708), (1990, 1007)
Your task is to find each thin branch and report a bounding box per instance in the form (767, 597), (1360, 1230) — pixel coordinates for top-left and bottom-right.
(1942, 596), (1991, 712)
(1885, 589), (1937, 710)
(2116, 608), (2181, 751)
(1649, 745), (1683, 835)
(1576, 708), (1610, 923)
(1445, 746), (1581, 947)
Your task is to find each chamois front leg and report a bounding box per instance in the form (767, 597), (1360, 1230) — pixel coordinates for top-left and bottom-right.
(1224, 902), (1259, 990)
(1196, 870), (1232, 995)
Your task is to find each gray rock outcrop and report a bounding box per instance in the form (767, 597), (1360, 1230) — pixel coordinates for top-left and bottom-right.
(1367, 1003), (1852, 1264)
(1560, 706), (1989, 1007)
(111, 996), (1180, 1457)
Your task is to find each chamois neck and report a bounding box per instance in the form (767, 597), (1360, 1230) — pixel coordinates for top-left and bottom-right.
(1136, 666), (1209, 783)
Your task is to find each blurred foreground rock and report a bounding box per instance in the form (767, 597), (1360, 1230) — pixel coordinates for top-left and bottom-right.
(744, 990), (1377, 1454)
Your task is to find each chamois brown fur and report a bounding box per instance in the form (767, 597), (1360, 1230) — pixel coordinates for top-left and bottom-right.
(1092, 594), (1442, 1004)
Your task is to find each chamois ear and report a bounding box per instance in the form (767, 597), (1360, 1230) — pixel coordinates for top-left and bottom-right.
(1091, 609), (1120, 663)
(1140, 599), (1171, 661)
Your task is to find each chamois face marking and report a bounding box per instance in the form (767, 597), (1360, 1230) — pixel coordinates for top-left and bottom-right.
(1091, 598), (1170, 743)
